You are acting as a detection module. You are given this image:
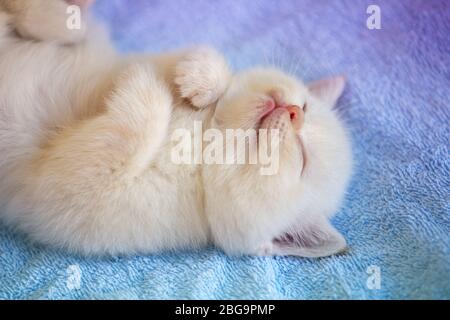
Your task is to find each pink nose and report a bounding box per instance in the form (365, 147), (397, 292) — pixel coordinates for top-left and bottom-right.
(287, 105), (304, 130)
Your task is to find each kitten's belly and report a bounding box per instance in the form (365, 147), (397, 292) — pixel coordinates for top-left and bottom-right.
(0, 40), (115, 179)
(0, 40), (117, 130)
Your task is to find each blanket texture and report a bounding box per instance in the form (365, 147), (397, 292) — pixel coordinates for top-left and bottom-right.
(0, 0), (449, 299)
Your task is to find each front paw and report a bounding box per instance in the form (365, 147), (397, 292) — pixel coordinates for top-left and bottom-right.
(175, 47), (231, 109)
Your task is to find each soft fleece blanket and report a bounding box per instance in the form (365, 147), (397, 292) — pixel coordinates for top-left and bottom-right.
(0, 0), (449, 299)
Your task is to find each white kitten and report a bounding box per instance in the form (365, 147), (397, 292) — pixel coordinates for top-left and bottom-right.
(0, 0), (352, 257)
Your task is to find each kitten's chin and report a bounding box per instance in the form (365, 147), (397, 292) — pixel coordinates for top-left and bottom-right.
(257, 102), (307, 174)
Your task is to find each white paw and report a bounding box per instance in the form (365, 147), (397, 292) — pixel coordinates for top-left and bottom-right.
(175, 47), (231, 109)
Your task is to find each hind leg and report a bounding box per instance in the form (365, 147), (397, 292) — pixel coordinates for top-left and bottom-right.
(33, 63), (172, 184)
(5, 63), (173, 255)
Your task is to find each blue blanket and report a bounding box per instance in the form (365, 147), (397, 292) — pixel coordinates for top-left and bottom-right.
(0, 0), (449, 299)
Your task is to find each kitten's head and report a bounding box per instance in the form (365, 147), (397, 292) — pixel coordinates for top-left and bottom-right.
(205, 68), (352, 257)
(0, 0), (94, 43)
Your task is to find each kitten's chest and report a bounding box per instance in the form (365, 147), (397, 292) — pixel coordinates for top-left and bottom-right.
(146, 103), (212, 205)
(155, 102), (214, 167)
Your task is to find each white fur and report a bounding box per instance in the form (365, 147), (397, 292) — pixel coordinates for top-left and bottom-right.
(0, 1), (352, 257)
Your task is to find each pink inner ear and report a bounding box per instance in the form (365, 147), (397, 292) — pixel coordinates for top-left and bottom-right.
(66, 0), (95, 9)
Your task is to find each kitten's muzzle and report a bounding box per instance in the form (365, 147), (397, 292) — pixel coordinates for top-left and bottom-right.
(259, 99), (304, 131)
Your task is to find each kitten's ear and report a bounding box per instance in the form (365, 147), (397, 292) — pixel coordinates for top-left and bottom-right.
(308, 75), (346, 108)
(271, 218), (348, 258)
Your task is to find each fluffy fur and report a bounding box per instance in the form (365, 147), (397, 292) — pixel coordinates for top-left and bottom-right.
(0, 0), (352, 257)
